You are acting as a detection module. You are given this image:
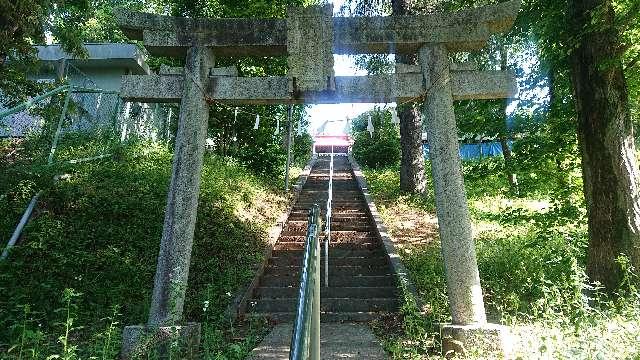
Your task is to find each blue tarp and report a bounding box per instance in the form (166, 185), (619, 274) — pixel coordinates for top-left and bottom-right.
(424, 141), (512, 160)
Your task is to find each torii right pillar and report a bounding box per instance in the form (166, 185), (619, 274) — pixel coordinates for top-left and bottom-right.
(419, 44), (514, 358)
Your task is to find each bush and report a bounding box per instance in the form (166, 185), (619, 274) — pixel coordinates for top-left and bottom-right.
(0, 140), (287, 358)
(351, 108), (400, 169)
(292, 132), (313, 167)
(236, 141), (287, 178)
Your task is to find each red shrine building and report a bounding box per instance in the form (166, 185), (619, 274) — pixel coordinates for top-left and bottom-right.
(313, 134), (353, 154)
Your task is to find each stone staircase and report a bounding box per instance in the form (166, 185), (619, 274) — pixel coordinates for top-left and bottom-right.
(245, 156), (399, 322)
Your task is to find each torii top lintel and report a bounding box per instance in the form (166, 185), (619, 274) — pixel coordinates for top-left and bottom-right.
(115, 1), (521, 58)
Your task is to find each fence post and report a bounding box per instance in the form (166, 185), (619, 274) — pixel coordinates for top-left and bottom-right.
(48, 89), (72, 164)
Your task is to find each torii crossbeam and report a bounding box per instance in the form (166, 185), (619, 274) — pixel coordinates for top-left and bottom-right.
(116, 1), (520, 56)
(115, 2), (521, 358)
(120, 69), (516, 104)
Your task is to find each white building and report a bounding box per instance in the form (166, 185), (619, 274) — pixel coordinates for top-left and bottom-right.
(1, 43), (172, 141)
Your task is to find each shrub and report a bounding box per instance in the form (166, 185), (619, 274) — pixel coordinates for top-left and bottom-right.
(351, 108), (400, 169)
(0, 140), (287, 358)
(236, 141), (287, 178)
(292, 132), (313, 167)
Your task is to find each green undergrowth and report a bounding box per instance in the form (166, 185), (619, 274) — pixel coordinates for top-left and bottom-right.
(0, 137), (291, 359)
(363, 159), (640, 359)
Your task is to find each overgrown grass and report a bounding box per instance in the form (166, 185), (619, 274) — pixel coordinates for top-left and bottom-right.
(363, 158), (640, 359)
(0, 137), (292, 359)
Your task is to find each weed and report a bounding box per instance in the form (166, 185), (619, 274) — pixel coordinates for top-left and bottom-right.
(362, 160), (640, 359)
(0, 137), (289, 358)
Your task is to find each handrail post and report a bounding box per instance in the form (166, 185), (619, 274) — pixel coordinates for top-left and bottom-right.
(311, 226), (320, 360)
(324, 147), (333, 287)
(290, 204), (321, 360)
(1, 191), (43, 260)
(0, 85), (71, 119)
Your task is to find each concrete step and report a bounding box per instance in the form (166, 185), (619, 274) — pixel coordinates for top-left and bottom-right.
(254, 286), (398, 299)
(264, 265), (393, 276)
(302, 181), (358, 185)
(286, 215), (369, 222)
(268, 255), (390, 267)
(274, 242), (379, 250)
(288, 208), (368, 213)
(248, 323), (388, 359)
(249, 345), (386, 360)
(247, 311), (386, 323)
(329, 231), (377, 240)
(301, 184), (359, 188)
(249, 298), (398, 313)
(289, 209), (367, 215)
(295, 200), (365, 205)
(280, 227), (373, 237)
(285, 222), (369, 228)
(260, 274), (396, 287)
(270, 248), (387, 258)
(292, 205), (367, 212)
(329, 225), (372, 231)
(282, 221), (371, 232)
(298, 190), (362, 196)
(276, 234), (378, 243)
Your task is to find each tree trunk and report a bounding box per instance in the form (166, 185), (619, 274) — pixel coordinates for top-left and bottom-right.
(393, 0), (426, 193)
(499, 42), (518, 190)
(499, 135), (517, 188)
(568, 0), (640, 291)
(399, 104), (426, 192)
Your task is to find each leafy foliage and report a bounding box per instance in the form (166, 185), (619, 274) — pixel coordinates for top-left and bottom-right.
(292, 131), (313, 167)
(0, 137), (289, 358)
(363, 161), (638, 358)
(207, 104), (311, 178)
(351, 107), (401, 169)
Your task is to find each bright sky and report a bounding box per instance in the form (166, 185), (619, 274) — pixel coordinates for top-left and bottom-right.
(307, 55), (387, 135)
(307, 0), (388, 136)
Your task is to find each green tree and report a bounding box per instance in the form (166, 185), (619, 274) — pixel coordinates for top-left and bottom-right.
(0, 0), (144, 103)
(137, 0), (310, 177)
(567, 0), (640, 291)
(392, 0), (427, 194)
(351, 107), (401, 168)
(434, 0), (640, 290)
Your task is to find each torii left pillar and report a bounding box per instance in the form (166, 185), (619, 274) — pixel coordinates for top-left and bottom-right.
(121, 46), (214, 359)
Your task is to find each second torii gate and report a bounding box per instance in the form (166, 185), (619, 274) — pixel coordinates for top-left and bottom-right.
(116, 1), (520, 357)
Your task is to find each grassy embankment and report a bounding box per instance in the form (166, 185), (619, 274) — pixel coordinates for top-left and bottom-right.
(363, 160), (640, 359)
(0, 136), (298, 359)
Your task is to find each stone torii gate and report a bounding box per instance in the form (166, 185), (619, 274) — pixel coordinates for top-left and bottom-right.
(116, 1), (520, 357)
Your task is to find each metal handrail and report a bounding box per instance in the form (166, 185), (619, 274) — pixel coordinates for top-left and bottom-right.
(290, 204), (321, 360)
(0, 85), (71, 119)
(324, 147), (334, 287)
(1, 85), (121, 261)
(0, 84), (118, 164)
(1, 190), (43, 260)
(0, 85), (118, 119)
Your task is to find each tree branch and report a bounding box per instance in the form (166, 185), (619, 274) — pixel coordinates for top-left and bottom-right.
(624, 52), (640, 72)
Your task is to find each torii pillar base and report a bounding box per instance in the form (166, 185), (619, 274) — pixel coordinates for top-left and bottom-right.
(121, 323), (201, 359)
(441, 323), (514, 359)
